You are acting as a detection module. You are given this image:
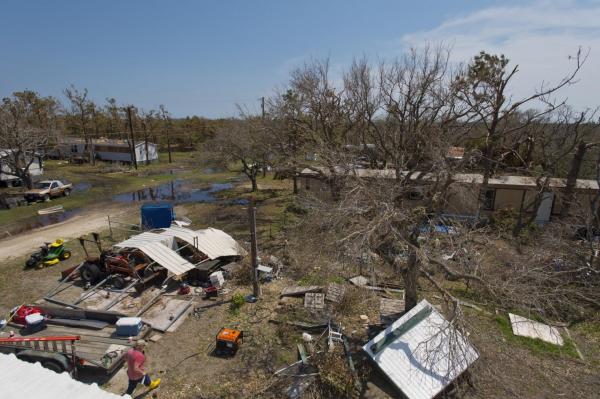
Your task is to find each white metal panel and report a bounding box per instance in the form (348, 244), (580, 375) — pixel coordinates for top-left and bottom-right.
(508, 313), (564, 346)
(363, 300), (479, 399)
(114, 232), (194, 276)
(115, 232), (176, 250)
(135, 242), (195, 276)
(159, 226), (245, 259)
(0, 353), (128, 399)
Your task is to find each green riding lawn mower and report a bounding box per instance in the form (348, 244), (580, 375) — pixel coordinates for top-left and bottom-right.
(25, 239), (72, 269)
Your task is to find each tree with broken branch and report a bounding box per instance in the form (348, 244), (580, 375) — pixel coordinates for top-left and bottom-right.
(453, 49), (587, 219)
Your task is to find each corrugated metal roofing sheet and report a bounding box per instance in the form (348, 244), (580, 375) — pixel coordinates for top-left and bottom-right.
(114, 233), (193, 276)
(135, 242), (195, 276)
(115, 232), (176, 250)
(0, 353), (128, 399)
(159, 226), (245, 259)
(363, 299), (479, 399)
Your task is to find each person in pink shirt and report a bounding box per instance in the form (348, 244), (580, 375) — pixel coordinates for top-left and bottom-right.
(125, 340), (161, 395)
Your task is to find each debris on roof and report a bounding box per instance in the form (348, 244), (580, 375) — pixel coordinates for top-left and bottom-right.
(508, 313), (564, 346)
(304, 293), (325, 310)
(0, 353), (127, 399)
(363, 299), (479, 399)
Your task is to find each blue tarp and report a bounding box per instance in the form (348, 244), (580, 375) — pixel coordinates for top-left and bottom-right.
(141, 203), (174, 229)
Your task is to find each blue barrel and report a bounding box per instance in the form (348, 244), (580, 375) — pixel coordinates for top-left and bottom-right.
(141, 203), (174, 229)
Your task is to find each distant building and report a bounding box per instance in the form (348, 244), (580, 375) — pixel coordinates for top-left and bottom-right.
(299, 167), (600, 223)
(0, 149), (43, 186)
(52, 138), (158, 164)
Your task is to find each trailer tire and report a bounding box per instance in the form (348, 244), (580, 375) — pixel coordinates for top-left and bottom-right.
(42, 360), (66, 373)
(81, 262), (101, 283)
(16, 351), (70, 373)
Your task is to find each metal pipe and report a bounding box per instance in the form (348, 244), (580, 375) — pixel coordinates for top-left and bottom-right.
(43, 297), (83, 309)
(45, 262), (85, 297)
(103, 280), (138, 310)
(135, 280), (171, 317)
(73, 276), (111, 305)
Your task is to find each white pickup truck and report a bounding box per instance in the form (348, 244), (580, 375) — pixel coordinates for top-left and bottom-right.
(24, 180), (72, 202)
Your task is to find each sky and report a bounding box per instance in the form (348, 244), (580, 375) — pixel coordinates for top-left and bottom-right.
(1, 0), (599, 118)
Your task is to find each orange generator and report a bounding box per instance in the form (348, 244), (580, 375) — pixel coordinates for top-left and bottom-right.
(215, 327), (243, 356)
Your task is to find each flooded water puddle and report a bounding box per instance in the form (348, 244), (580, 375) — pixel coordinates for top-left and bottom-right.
(111, 179), (247, 205)
(6, 210), (80, 236)
(73, 182), (92, 193)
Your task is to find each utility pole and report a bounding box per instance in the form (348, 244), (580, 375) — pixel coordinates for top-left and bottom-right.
(248, 199), (260, 297)
(261, 96), (265, 119)
(166, 120), (173, 163)
(127, 107), (138, 169)
(142, 119), (150, 166)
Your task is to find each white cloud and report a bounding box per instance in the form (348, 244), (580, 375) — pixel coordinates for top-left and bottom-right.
(398, 0), (600, 111)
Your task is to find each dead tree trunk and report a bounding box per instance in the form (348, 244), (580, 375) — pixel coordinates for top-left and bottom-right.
(561, 141), (590, 218)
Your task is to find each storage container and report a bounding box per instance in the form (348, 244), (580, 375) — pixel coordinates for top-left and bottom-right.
(25, 313), (45, 333)
(210, 271), (225, 288)
(141, 203), (174, 229)
(116, 317), (143, 336)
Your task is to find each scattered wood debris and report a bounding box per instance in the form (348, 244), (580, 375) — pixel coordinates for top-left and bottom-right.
(304, 293), (325, 310)
(379, 297), (405, 325)
(326, 283), (346, 303)
(281, 285), (321, 297)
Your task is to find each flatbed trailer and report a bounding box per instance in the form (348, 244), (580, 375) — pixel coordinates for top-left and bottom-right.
(1, 322), (151, 374)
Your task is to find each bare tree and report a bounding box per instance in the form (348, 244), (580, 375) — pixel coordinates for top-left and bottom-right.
(208, 117), (268, 192)
(0, 91), (58, 188)
(64, 85), (95, 165)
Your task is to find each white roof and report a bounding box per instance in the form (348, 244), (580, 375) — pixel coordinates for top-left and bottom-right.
(0, 353), (128, 399)
(114, 233), (194, 276)
(363, 300), (479, 399)
(158, 226), (245, 259)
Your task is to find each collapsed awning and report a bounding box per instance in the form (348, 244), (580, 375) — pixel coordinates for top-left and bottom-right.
(158, 226), (246, 259)
(114, 233), (194, 276)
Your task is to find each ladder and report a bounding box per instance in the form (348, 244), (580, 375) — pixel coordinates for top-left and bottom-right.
(328, 322), (343, 348)
(0, 335), (80, 362)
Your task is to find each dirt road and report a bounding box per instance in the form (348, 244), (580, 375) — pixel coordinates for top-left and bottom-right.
(0, 203), (135, 260)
